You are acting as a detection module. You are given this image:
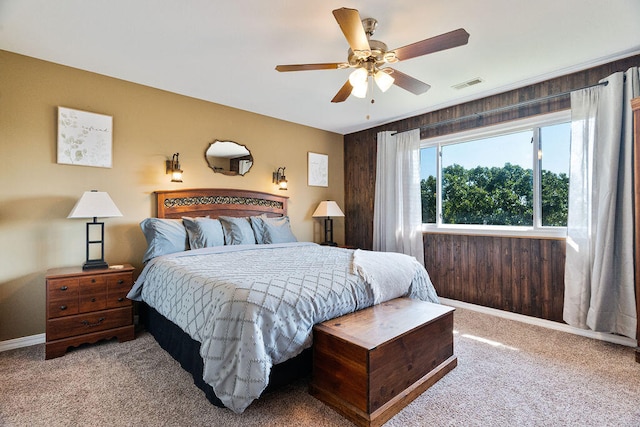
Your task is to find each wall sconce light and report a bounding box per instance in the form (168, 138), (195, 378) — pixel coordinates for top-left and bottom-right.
(67, 190), (123, 270)
(166, 153), (183, 182)
(273, 166), (288, 190)
(312, 200), (344, 246)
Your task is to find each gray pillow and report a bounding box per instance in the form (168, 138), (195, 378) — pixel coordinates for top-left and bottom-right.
(182, 217), (225, 249)
(140, 218), (189, 263)
(219, 216), (257, 245)
(249, 214), (268, 244)
(262, 216), (297, 244)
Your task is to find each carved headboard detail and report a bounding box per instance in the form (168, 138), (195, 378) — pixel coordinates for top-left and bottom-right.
(155, 188), (288, 219)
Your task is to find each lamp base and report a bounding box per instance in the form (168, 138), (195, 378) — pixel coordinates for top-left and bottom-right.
(320, 242), (338, 247)
(82, 260), (109, 271)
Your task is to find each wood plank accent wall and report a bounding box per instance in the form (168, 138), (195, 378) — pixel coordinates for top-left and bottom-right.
(423, 233), (565, 322)
(344, 54), (640, 321)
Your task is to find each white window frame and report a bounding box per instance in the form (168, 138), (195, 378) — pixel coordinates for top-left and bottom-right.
(421, 110), (570, 238)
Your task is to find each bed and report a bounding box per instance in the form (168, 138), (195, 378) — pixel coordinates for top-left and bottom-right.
(128, 188), (439, 413)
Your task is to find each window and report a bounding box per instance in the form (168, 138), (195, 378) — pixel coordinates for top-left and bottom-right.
(540, 123), (570, 226)
(420, 112), (570, 236)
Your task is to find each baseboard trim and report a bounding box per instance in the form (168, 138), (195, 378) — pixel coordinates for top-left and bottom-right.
(1, 300), (636, 351)
(440, 298), (637, 348)
(0, 333), (45, 353)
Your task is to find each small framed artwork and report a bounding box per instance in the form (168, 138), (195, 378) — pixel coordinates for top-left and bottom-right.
(308, 152), (328, 187)
(57, 107), (113, 168)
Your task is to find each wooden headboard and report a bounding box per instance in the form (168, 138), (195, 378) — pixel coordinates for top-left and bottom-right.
(155, 188), (288, 219)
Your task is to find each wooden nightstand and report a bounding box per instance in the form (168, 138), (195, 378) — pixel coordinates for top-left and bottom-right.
(45, 264), (135, 359)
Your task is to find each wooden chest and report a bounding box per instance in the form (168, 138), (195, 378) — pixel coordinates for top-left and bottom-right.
(45, 265), (135, 359)
(310, 298), (456, 427)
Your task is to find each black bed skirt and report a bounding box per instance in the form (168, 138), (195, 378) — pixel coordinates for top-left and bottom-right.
(140, 303), (312, 408)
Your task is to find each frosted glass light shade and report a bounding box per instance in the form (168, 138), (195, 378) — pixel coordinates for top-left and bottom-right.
(349, 67), (368, 98)
(348, 67), (368, 86)
(351, 83), (368, 98)
(374, 70), (394, 92)
(68, 191), (122, 219)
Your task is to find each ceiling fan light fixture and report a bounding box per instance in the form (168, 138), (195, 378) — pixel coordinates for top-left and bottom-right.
(351, 80), (368, 98)
(348, 67), (368, 86)
(275, 8), (470, 104)
(374, 69), (394, 92)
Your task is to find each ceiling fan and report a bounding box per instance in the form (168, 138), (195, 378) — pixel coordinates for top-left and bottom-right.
(275, 7), (470, 103)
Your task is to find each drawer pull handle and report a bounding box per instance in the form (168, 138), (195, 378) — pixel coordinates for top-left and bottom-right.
(117, 297), (124, 302)
(91, 279), (96, 283)
(91, 298), (96, 302)
(60, 286), (68, 291)
(81, 317), (105, 327)
(118, 279), (124, 284)
(59, 305), (67, 311)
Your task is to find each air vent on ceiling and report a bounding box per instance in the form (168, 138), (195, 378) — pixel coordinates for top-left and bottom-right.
(452, 78), (484, 90)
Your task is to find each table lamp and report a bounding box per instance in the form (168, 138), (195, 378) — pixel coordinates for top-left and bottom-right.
(312, 200), (344, 246)
(68, 190), (122, 270)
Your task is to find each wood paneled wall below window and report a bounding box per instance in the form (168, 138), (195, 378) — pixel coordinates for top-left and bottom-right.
(424, 233), (566, 322)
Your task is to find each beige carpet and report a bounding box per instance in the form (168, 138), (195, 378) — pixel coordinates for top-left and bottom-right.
(1, 307), (639, 427)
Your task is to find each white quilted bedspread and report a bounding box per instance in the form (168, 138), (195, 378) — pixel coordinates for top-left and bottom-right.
(128, 242), (438, 413)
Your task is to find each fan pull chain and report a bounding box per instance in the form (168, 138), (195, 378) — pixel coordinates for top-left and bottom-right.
(366, 76), (374, 120)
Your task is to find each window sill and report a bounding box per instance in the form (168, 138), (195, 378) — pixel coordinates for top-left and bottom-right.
(421, 224), (567, 239)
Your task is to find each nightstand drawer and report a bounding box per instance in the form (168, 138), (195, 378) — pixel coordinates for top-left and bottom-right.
(107, 273), (133, 309)
(47, 278), (80, 318)
(47, 307), (132, 341)
(47, 278), (79, 300)
(79, 276), (108, 312)
(48, 298), (80, 318)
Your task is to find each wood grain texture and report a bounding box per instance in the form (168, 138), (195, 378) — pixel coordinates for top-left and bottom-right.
(46, 307), (132, 341)
(423, 233), (566, 322)
(45, 265), (135, 359)
(310, 298), (456, 427)
(155, 188), (288, 219)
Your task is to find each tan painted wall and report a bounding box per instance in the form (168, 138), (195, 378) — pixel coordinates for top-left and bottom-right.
(0, 50), (345, 342)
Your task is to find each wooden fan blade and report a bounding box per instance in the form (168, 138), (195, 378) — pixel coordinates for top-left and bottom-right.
(331, 80), (353, 103)
(386, 68), (431, 95)
(275, 63), (344, 72)
(393, 28), (469, 61)
(332, 8), (370, 54)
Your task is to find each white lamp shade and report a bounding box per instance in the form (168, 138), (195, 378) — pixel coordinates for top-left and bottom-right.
(68, 191), (122, 219)
(312, 201), (344, 218)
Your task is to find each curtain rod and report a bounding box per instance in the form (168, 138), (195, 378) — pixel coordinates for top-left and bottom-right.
(391, 80), (609, 135)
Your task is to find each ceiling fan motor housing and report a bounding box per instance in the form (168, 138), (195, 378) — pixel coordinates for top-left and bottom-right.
(348, 40), (396, 68)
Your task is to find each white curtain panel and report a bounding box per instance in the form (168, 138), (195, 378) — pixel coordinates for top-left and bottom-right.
(564, 67), (639, 339)
(373, 129), (425, 265)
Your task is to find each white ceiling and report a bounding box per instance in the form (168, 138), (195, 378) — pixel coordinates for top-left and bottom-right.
(1, 0), (639, 135)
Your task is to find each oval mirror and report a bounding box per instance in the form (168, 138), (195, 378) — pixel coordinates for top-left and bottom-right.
(205, 140), (253, 176)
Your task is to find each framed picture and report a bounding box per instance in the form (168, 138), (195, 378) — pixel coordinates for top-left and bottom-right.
(308, 152), (328, 187)
(57, 107), (113, 168)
